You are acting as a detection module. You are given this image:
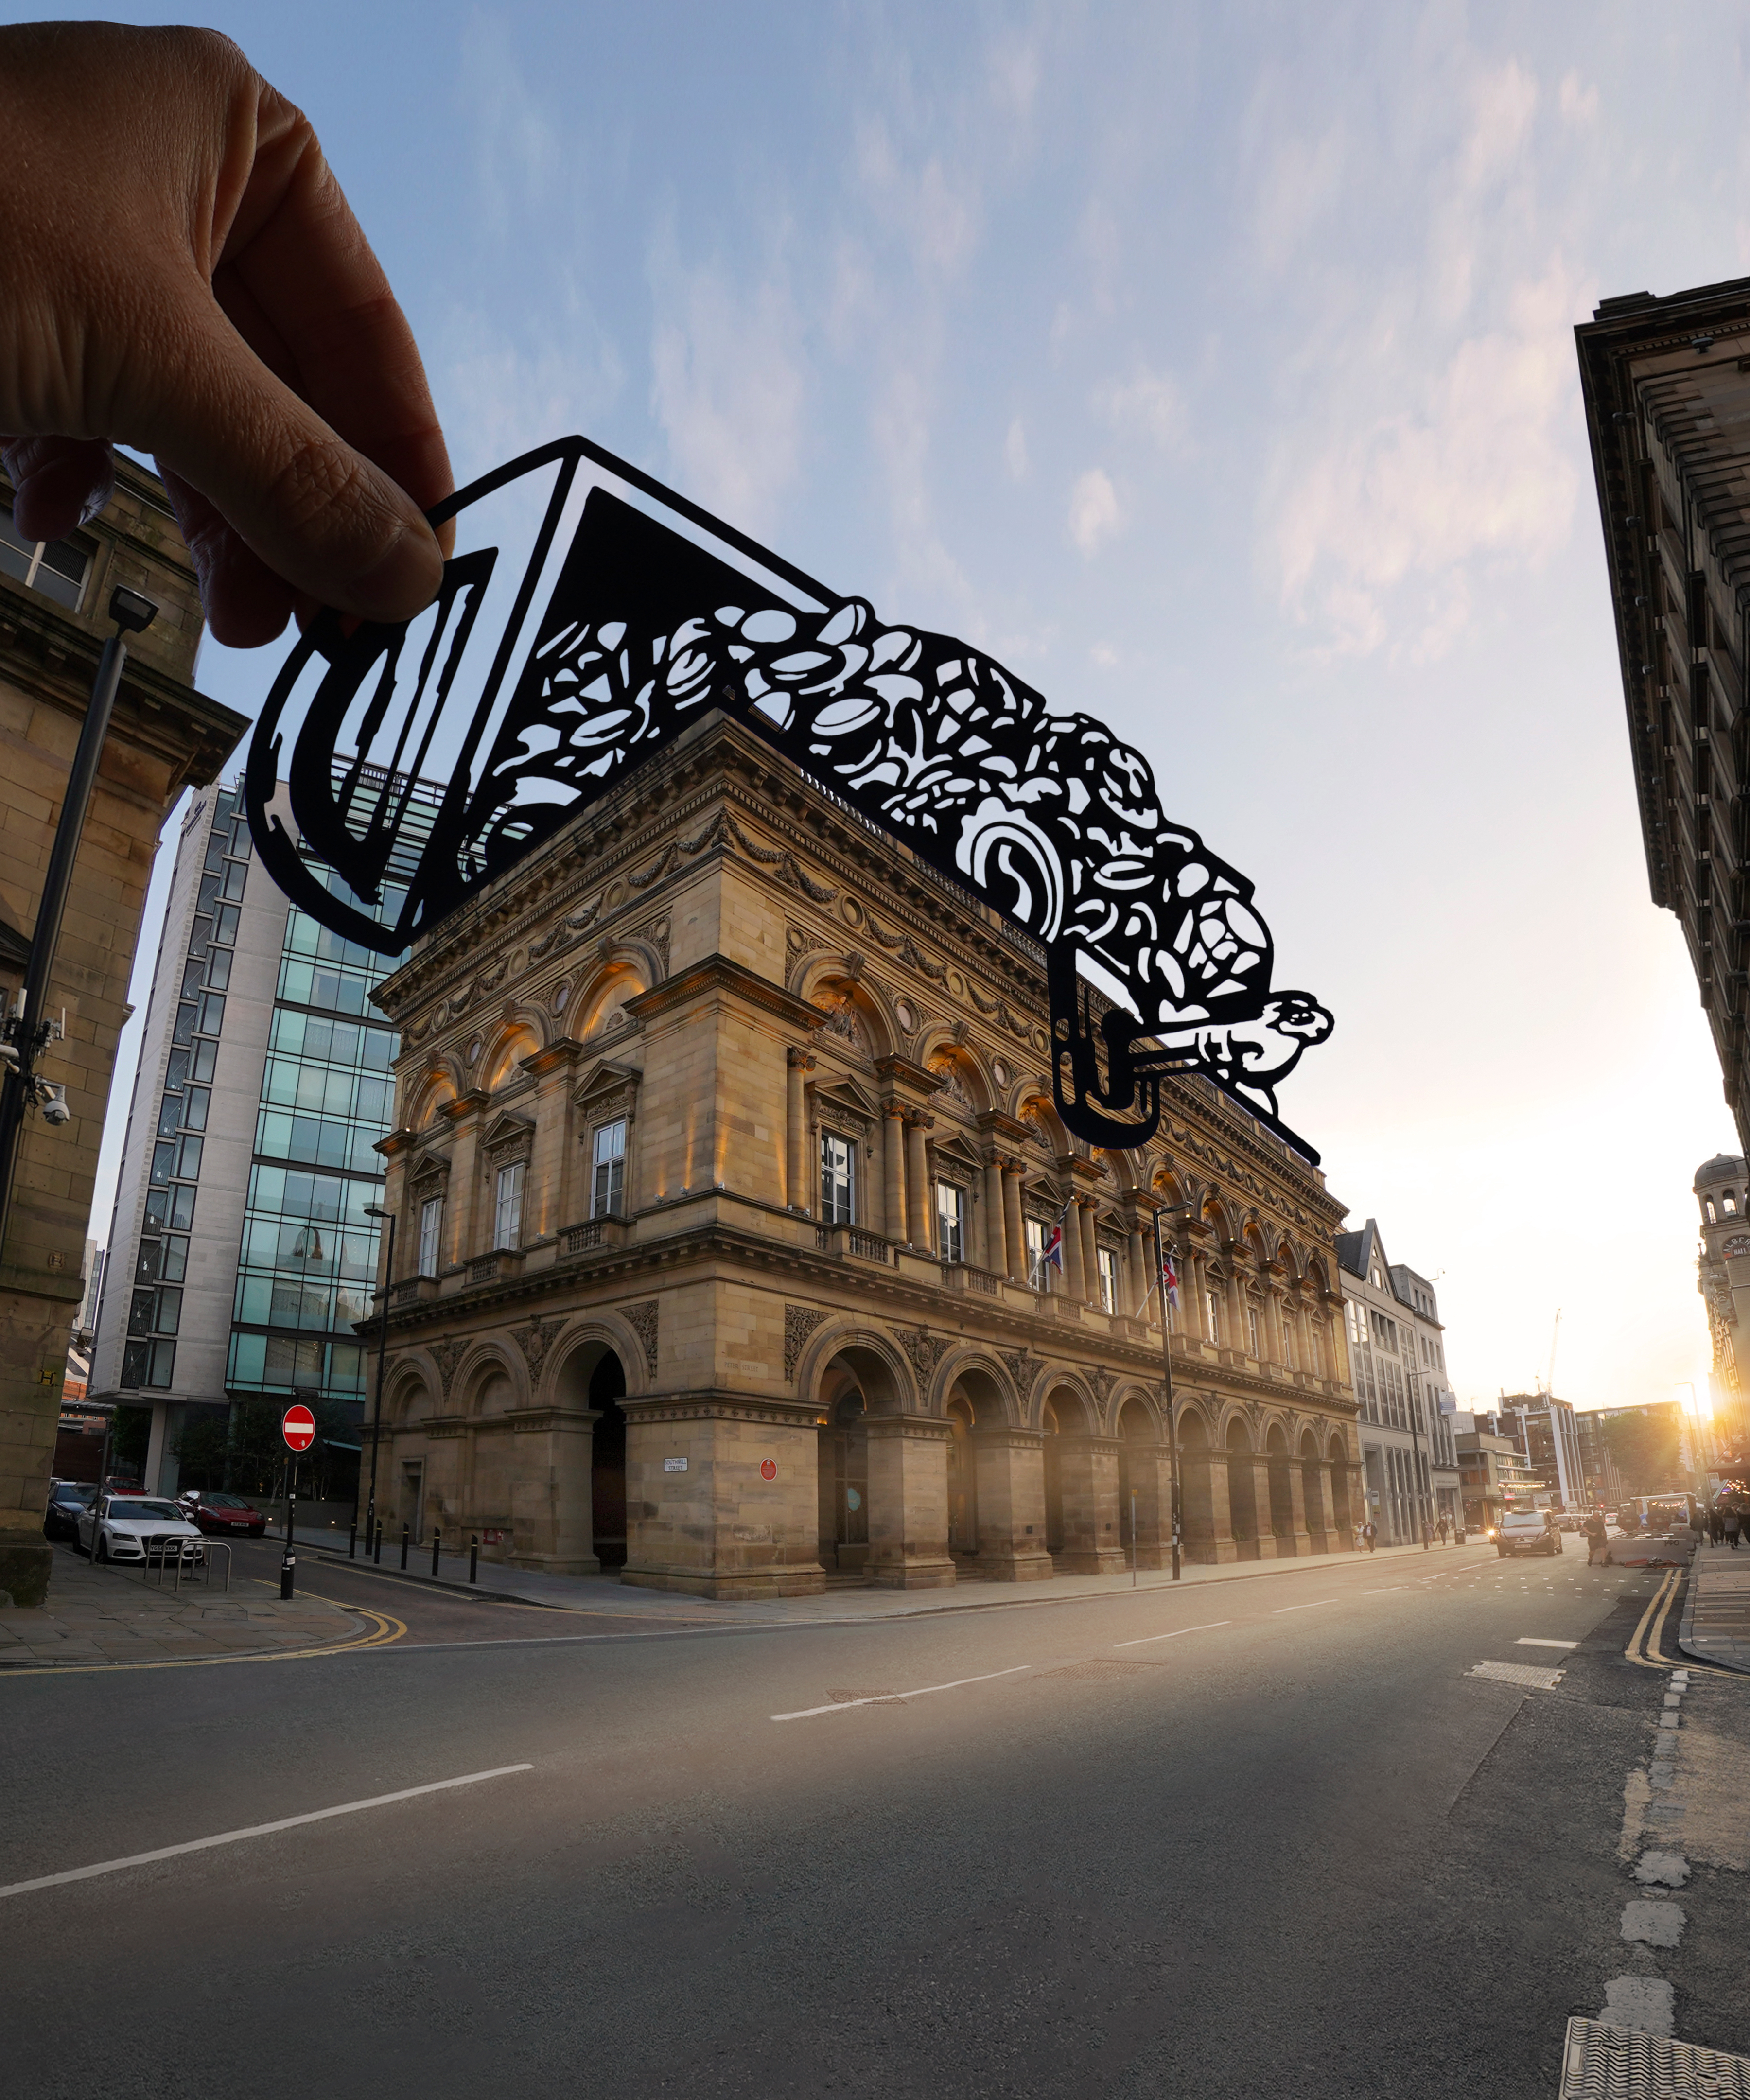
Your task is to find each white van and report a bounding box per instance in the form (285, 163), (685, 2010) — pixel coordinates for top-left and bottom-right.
(1491, 1510), (1562, 1559)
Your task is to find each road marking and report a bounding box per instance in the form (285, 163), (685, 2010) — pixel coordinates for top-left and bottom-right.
(1365, 1586), (1409, 1593)
(0, 1607), (405, 1677)
(772, 1665), (1030, 1720)
(1274, 1600), (1338, 1612)
(1517, 1637), (1578, 1649)
(0, 1765), (533, 1900)
(1114, 1620), (1231, 1648)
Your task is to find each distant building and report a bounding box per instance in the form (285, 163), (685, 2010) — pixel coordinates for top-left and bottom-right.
(1694, 1153), (1750, 1465)
(1497, 1392), (1584, 1510)
(90, 770), (438, 1497)
(1575, 1411), (1627, 1507)
(1336, 1221), (1461, 1541)
(1454, 1413), (1547, 1528)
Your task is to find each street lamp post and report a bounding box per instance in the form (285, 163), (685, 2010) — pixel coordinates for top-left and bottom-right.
(360, 1204), (397, 1562)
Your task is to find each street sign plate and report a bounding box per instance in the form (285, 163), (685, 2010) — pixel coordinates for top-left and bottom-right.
(281, 1404), (316, 1452)
(760, 1459), (777, 1480)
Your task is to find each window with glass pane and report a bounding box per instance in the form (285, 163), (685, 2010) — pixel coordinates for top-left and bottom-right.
(1026, 1217), (1048, 1290)
(0, 507), (89, 609)
(1097, 1246), (1118, 1313)
(820, 1131), (854, 1224)
(592, 1120), (626, 1218)
(495, 1160), (525, 1248)
(1246, 1305), (1260, 1357)
(936, 1181), (963, 1263)
(418, 1195), (442, 1276)
(1206, 1289), (1222, 1344)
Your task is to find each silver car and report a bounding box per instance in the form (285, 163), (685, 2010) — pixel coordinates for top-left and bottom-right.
(77, 1495), (204, 1568)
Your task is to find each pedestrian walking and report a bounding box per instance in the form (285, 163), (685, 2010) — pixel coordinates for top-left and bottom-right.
(1361, 1519), (1378, 1553)
(1436, 1513), (1451, 1546)
(1712, 1505), (1727, 1546)
(1583, 1510), (1609, 1567)
(1726, 1506), (1743, 1551)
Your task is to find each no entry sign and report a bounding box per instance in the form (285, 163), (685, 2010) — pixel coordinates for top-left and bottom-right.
(281, 1404), (316, 1452)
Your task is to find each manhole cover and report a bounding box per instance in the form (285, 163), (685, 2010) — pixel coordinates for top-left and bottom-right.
(1469, 1660), (1565, 1690)
(1560, 2016), (1750, 2098)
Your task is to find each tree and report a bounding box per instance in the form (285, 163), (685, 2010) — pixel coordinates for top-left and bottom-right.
(1601, 1408), (1683, 1495)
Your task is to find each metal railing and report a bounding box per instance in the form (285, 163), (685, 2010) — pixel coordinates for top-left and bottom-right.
(141, 1537), (231, 1594)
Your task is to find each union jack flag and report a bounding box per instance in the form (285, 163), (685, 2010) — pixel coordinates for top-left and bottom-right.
(1040, 1221), (1064, 1270)
(1160, 1245), (1180, 1311)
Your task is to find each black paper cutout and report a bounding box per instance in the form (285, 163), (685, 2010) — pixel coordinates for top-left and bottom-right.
(245, 437), (1332, 1159)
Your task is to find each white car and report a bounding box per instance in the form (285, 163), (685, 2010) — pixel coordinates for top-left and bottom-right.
(77, 1495), (205, 1568)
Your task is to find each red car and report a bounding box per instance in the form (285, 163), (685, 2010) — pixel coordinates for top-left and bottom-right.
(177, 1490), (267, 1537)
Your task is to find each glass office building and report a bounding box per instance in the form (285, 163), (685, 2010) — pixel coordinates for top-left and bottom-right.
(93, 771), (439, 1494)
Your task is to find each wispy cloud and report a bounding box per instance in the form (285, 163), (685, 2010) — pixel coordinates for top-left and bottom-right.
(1068, 468), (1121, 557)
(1093, 363), (1187, 450)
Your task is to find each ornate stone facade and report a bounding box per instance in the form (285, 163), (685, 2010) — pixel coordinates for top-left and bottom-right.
(365, 711), (1362, 1597)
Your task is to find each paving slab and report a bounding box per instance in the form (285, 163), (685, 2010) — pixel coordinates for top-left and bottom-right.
(0, 1546), (370, 1669)
(1679, 1549), (1750, 1675)
(306, 1525), (1496, 1623)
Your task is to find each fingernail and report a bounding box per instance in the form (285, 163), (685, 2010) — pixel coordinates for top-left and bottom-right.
(347, 524), (442, 624)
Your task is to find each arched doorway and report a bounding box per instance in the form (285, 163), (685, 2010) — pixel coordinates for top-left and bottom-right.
(1265, 1422), (1294, 1542)
(945, 1395), (978, 1559)
(589, 1351), (627, 1569)
(1116, 1397), (1157, 1564)
(818, 1386), (870, 1575)
(1226, 1418), (1258, 1557)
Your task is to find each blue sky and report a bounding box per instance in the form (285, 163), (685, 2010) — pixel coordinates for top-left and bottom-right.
(44, 1), (1750, 1415)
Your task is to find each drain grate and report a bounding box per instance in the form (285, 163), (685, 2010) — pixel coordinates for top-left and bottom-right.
(1560, 2017), (1750, 2098)
(1469, 1660), (1565, 1690)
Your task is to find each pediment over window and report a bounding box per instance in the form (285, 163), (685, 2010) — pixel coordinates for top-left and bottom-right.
(574, 1058), (641, 1125)
(481, 1110), (536, 1165)
(929, 1129), (984, 1179)
(814, 1076), (878, 1129)
(409, 1150), (451, 1198)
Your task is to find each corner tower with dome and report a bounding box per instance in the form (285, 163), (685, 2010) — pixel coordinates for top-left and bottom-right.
(1694, 1152), (1750, 1465)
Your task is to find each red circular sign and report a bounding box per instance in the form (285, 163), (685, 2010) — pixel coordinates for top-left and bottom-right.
(281, 1405), (316, 1452)
(760, 1459), (777, 1480)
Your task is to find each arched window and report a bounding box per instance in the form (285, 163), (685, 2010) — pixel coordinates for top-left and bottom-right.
(1707, 1199), (1718, 1223)
(1726, 1192), (1739, 1215)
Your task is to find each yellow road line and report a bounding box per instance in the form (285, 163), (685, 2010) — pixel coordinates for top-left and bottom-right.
(1621, 1566), (1739, 1678)
(0, 1606), (405, 1679)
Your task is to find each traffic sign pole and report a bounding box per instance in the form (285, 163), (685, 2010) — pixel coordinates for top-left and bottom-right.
(280, 1406), (315, 1599)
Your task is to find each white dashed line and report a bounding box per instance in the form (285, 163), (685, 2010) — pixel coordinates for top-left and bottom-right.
(771, 1665), (1030, 1721)
(1274, 1600), (1339, 1612)
(1517, 1637), (1578, 1649)
(1114, 1620), (1231, 1649)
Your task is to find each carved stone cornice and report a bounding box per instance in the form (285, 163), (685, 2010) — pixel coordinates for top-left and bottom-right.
(625, 953), (827, 1032)
(441, 1089), (490, 1126)
(875, 1055), (944, 1097)
(621, 1393), (827, 1428)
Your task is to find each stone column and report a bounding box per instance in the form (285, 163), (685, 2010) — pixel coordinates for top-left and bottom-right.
(984, 1156), (1007, 1274)
(971, 1429), (1054, 1579)
(1060, 1197), (1085, 1302)
(905, 1112), (932, 1247)
(1284, 1458), (1313, 1557)
(1227, 1269), (1249, 1356)
(1079, 1202), (1101, 1307)
(1127, 1223), (1150, 1322)
(1246, 1455), (1281, 1557)
(1262, 1284), (1286, 1367)
(786, 1048), (814, 1212)
(1308, 1459), (1337, 1551)
(441, 1092), (487, 1264)
(1184, 1249), (1208, 1341)
(1002, 1161), (1026, 1284)
(865, 1415), (956, 1587)
(1203, 1449), (1237, 1562)
(1052, 1436), (1127, 1572)
(1122, 1444), (1173, 1569)
(882, 1101), (907, 1242)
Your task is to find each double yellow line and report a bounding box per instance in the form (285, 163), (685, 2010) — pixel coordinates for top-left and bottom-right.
(1622, 1565), (1735, 1678)
(0, 1602), (405, 1679)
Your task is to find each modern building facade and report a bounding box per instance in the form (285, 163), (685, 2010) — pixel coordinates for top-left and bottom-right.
(1578, 280), (1750, 1151)
(361, 708), (1365, 1596)
(90, 771), (436, 1495)
(1497, 1392), (1585, 1510)
(1694, 1151), (1750, 1464)
(1454, 1420), (1545, 1530)
(1575, 1410), (1627, 1507)
(0, 459), (243, 1606)
(1336, 1222), (1461, 1541)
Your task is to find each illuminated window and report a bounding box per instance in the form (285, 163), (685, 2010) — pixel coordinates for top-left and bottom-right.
(936, 1181), (964, 1264)
(494, 1161), (525, 1249)
(418, 1196), (442, 1277)
(1097, 1246), (1118, 1314)
(820, 1131), (855, 1225)
(592, 1120), (626, 1218)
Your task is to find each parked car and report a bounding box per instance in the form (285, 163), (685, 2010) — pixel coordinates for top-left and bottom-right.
(42, 1480), (93, 1541)
(176, 1490), (267, 1538)
(1489, 1511), (1563, 1558)
(76, 1495), (204, 1568)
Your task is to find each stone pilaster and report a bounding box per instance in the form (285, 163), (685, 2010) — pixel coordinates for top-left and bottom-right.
(971, 1427), (1054, 1579)
(865, 1413), (955, 1588)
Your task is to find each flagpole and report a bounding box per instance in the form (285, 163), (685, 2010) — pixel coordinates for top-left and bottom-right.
(1152, 1208), (1183, 1581)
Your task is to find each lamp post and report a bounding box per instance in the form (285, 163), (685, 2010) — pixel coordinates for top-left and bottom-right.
(360, 1204), (397, 1560)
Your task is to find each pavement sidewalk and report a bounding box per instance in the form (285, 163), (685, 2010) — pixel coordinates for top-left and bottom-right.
(307, 1526), (1492, 1623)
(0, 1544), (371, 1669)
(1679, 1541), (1750, 1675)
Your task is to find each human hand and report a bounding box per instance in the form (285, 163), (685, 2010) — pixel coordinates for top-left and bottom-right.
(0, 22), (451, 647)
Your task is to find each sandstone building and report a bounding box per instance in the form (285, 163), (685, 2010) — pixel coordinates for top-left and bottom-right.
(0, 460), (243, 1605)
(366, 710), (1362, 1596)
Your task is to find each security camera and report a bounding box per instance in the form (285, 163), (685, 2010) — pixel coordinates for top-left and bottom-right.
(38, 1085), (70, 1126)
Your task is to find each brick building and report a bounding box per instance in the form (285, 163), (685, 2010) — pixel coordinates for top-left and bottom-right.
(363, 709), (1364, 1597)
(0, 459), (243, 1605)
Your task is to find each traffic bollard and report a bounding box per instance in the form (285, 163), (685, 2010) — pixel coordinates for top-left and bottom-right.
(431, 1526), (441, 1579)
(400, 1523), (409, 1570)
(348, 1522), (357, 1560)
(280, 1550), (296, 1600)
(470, 1536), (479, 1584)
(373, 1520), (383, 1564)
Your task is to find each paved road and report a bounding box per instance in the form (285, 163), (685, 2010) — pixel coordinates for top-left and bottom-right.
(2, 1545), (1744, 2100)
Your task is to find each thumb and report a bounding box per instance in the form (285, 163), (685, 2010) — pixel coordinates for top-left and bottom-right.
(140, 296), (444, 626)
